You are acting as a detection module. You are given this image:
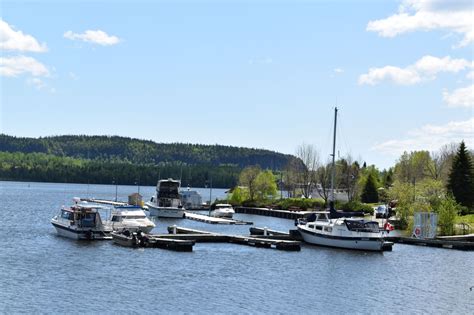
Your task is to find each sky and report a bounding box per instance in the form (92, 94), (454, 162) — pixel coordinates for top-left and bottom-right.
(1, 0), (473, 169)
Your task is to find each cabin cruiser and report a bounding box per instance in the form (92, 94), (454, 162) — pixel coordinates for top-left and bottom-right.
(145, 178), (185, 218)
(209, 203), (235, 218)
(296, 108), (392, 251)
(297, 210), (388, 251)
(106, 205), (155, 233)
(51, 198), (112, 240)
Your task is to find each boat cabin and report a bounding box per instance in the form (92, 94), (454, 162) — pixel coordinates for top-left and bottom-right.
(61, 206), (101, 228)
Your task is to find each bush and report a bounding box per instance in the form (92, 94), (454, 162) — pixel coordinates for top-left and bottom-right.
(336, 201), (374, 215)
(276, 198), (325, 211)
(436, 196), (460, 236)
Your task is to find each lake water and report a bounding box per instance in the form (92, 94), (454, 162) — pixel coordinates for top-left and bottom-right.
(0, 181), (472, 314)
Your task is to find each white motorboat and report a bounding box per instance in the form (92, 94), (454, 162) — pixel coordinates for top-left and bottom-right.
(209, 203), (235, 218)
(51, 198), (112, 240)
(106, 205), (155, 233)
(296, 108), (391, 251)
(297, 212), (387, 251)
(145, 178), (185, 218)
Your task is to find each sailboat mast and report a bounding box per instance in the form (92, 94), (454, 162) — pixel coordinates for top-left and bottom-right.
(330, 107), (338, 204)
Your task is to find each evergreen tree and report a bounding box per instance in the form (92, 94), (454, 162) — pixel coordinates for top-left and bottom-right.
(447, 141), (474, 210)
(361, 173), (379, 203)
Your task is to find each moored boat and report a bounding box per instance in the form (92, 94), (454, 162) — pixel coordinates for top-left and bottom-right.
(296, 108), (391, 251)
(51, 198), (112, 240)
(106, 205), (155, 233)
(145, 178), (185, 218)
(209, 203), (235, 218)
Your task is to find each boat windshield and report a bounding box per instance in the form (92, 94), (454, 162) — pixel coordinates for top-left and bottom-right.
(158, 182), (180, 199)
(61, 210), (74, 220)
(122, 216), (146, 220)
(345, 220), (380, 233)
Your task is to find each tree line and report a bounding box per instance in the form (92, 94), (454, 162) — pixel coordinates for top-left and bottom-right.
(0, 134), (294, 169)
(0, 134), (300, 188)
(227, 141), (473, 235)
(0, 151), (240, 188)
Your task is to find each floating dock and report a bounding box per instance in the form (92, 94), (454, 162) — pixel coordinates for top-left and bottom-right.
(165, 226), (301, 251)
(111, 231), (195, 251)
(184, 211), (253, 225)
(387, 236), (474, 251)
(235, 207), (312, 220)
(81, 198), (128, 206)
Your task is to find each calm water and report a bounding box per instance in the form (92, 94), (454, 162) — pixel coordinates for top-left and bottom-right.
(0, 181), (472, 314)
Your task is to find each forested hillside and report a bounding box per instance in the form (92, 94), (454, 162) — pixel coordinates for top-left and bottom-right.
(0, 134), (296, 187)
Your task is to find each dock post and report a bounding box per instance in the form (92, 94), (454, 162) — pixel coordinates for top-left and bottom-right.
(172, 225), (177, 234)
(264, 227), (268, 236)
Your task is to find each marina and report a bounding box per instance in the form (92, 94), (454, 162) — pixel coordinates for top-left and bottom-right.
(1, 181), (473, 314)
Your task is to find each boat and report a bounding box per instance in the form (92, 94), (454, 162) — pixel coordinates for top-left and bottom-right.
(106, 205), (155, 233)
(180, 187), (203, 209)
(296, 108), (391, 251)
(111, 229), (145, 248)
(145, 178), (185, 218)
(51, 198), (112, 240)
(209, 203), (235, 218)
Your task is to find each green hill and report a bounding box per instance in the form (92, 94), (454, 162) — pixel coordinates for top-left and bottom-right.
(0, 134), (296, 187)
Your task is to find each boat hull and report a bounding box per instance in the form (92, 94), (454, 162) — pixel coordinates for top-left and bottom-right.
(210, 209), (234, 218)
(297, 226), (385, 251)
(51, 221), (111, 240)
(111, 232), (140, 247)
(146, 203), (185, 218)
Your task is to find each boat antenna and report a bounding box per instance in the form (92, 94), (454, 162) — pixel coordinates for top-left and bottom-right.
(330, 107), (338, 211)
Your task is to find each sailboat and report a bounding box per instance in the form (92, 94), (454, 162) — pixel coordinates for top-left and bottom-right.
(296, 108), (392, 251)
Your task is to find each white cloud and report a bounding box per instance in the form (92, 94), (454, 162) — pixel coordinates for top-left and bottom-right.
(359, 66), (421, 85)
(367, 0), (473, 47)
(27, 77), (47, 90)
(0, 55), (50, 77)
(0, 19), (47, 52)
(443, 84), (474, 108)
(372, 118), (474, 156)
(358, 55), (471, 85)
(334, 68), (344, 73)
(64, 30), (121, 46)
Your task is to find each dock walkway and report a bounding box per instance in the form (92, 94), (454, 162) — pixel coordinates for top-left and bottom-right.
(164, 226), (301, 251)
(184, 211), (252, 225)
(235, 207), (312, 220)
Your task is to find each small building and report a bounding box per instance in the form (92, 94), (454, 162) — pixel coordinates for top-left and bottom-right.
(128, 193), (143, 206)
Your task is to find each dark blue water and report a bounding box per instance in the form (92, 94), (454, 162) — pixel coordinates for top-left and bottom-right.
(1, 181), (473, 314)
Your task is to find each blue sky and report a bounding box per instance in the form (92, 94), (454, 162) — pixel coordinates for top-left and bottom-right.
(1, 0), (473, 169)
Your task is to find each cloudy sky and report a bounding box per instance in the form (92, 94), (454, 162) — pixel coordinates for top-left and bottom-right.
(1, 0), (472, 169)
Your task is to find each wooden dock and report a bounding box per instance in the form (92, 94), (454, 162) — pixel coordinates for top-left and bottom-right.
(184, 211), (253, 225)
(235, 207), (312, 220)
(81, 198), (128, 206)
(111, 231), (195, 251)
(387, 236), (474, 251)
(165, 226), (301, 251)
(145, 236), (195, 251)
